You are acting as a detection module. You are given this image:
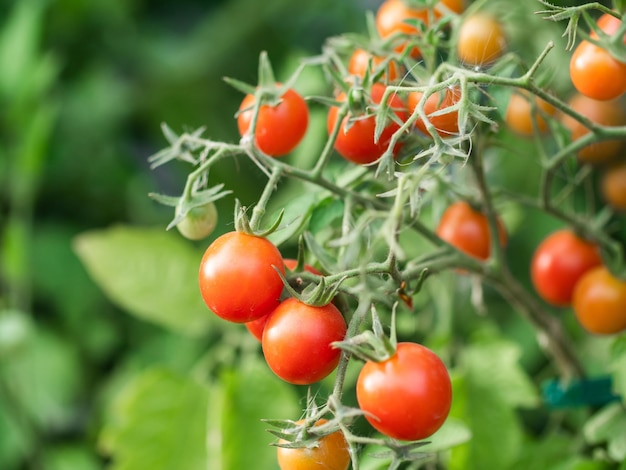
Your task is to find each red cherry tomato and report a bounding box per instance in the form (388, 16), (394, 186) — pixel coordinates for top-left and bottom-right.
(327, 83), (407, 165)
(262, 298), (346, 385)
(276, 419), (350, 470)
(245, 259), (322, 341)
(436, 201), (507, 261)
(356, 342), (452, 441)
(198, 232), (285, 323)
(408, 86), (461, 137)
(530, 229), (602, 307)
(237, 86), (309, 157)
(573, 266), (626, 335)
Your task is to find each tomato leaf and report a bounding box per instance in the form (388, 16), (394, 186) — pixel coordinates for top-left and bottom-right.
(73, 225), (214, 336)
(99, 367), (210, 470)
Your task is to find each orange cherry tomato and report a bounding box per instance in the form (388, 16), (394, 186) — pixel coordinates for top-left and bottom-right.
(436, 200), (507, 261)
(560, 93), (626, 164)
(348, 48), (400, 82)
(573, 266), (626, 335)
(570, 40), (626, 102)
(408, 86), (461, 137)
(276, 419), (350, 470)
(375, 0), (431, 58)
(601, 160), (626, 211)
(505, 90), (556, 136)
(437, 0), (465, 14)
(456, 13), (506, 67)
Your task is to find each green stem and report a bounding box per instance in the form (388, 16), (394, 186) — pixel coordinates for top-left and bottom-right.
(249, 166), (283, 231)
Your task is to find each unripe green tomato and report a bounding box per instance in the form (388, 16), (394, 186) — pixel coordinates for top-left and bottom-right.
(176, 202), (218, 240)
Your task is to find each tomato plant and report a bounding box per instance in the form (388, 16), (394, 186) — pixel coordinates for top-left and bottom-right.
(531, 229), (602, 307)
(198, 231), (286, 323)
(276, 419), (350, 470)
(436, 200), (507, 261)
(408, 86), (461, 137)
(237, 86), (309, 157)
(456, 12), (507, 66)
(573, 266), (626, 335)
(356, 342), (452, 441)
(327, 82), (407, 164)
(262, 298), (346, 385)
(348, 48), (400, 82)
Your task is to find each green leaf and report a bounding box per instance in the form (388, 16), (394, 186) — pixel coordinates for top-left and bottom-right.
(584, 403), (626, 463)
(267, 192), (318, 246)
(73, 225), (215, 336)
(610, 334), (626, 399)
(42, 444), (102, 470)
(100, 367), (210, 470)
(418, 417), (472, 454)
(308, 197), (345, 235)
(220, 357), (300, 470)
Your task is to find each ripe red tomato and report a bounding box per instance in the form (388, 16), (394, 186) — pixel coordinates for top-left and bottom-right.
(175, 201), (218, 241)
(327, 83), (407, 165)
(348, 48), (400, 82)
(436, 201), (507, 261)
(262, 298), (346, 385)
(375, 0), (430, 58)
(245, 259), (322, 341)
(356, 342), (452, 441)
(198, 232), (285, 323)
(570, 41), (626, 102)
(560, 93), (626, 164)
(276, 419), (350, 470)
(408, 86), (461, 137)
(573, 266), (626, 335)
(601, 161), (626, 211)
(237, 86), (309, 157)
(530, 229), (602, 307)
(505, 91), (556, 136)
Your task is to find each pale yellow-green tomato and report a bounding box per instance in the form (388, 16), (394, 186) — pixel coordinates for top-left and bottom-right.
(175, 202), (218, 240)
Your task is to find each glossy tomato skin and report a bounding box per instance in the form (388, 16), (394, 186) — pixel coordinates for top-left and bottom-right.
(237, 87), (309, 157)
(573, 266), (626, 335)
(457, 13), (506, 66)
(198, 232), (285, 323)
(570, 40), (626, 102)
(245, 259), (322, 341)
(560, 93), (626, 164)
(505, 91), (556, 136)
(262, 298), (346, 385)
(348, 48), (400, 82)
(530, 229), (602, 307)
(408, 87), (461, 137)
(436, 201), (507, 260)
(277, 419), (350, 470)
(601, 161), (626, 211)
(328, 83), (407, 165)
(356, 342), (452, 441)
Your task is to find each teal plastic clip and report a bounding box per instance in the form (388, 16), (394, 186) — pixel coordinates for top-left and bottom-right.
(542, 376), (621, 409)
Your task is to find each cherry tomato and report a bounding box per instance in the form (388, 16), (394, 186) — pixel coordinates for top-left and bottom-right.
(437, 0), (465, 14)
(276, 419), (350, 470)
(456, 13), (506, 67)
(348, 48), (400, 82)
(572, 266), (626, 335)
(570, 41), (626, 102)
(327, 83), (407, 165)
(175, 201), (218, 241)
(245, 259), (322, 341)
(505, 91), (556, 136)
(436, 200), (507, 261)
(237, 86), (309, 157)
(262, 298), (346, 385)
(601, 161), (626, 211)
(560, 93), (626, 164)
(408, 86), (461, 137)
(198, 232), (285, 323)
(375, 0), (431, 58)
(530, 229), (602, 307)
(356, 342), (452, 441)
